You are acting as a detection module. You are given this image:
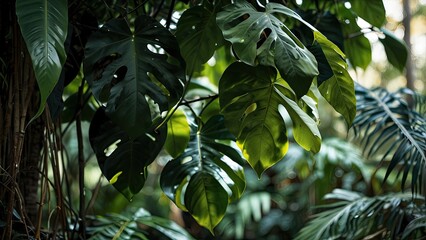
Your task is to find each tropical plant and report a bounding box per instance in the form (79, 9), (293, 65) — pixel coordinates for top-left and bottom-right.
(296, 189), (426, 240)
(297, 87), (426, 239)
(0, 0), (411, 238)
(216, 138), (372, 239)
(85, 208), (194, 240)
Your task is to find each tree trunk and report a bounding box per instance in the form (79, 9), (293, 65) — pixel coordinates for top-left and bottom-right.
(403, 0), (415, 90)
(0, 0), (43, 238)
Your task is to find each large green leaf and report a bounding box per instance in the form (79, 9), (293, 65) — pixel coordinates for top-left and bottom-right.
(16, 0), (68, 119)
(164, 109), (190, 158)
(176, 4), (224, 73)
(84, 15), (186, 139)
(160, 115), (245, 233)
(344, 35), (371, 69)
(349, 0), (386, 27)
(314, 32), (356, 125)
(216, 0), (318, 97)
(219, 62), (321, 177)
(89, 108), (166, 200)
(379, 28), (408, 72)
(185, 172), (228, 234)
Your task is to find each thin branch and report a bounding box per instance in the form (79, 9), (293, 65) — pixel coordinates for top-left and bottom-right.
(155, 75), (193, 131)
(166, 0), (176, 29)
(76, 78), (86, 238)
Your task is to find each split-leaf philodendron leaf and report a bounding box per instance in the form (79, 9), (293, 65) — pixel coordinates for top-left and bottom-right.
(219, 62), (321, 177)
(89, 108), (166, 200)
(216, 0), (318, 97)
(84, 15), (186, 139)
(160, 115), (245, 233)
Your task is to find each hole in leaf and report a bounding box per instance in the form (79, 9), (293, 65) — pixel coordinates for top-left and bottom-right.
(181, 156), (192, 164)
(112, 66), (127, 86)
(93, 53), (121, 81)
(104, 139), (121, 157)
(257, 28), (272, 49)
(109, 171), (123, 184)
(147, 43), (165, 54)
(145, 133), (156, 141)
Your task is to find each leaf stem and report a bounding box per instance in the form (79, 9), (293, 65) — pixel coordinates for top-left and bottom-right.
(155, 75), (193, 132)
(166, 0), (176, 29)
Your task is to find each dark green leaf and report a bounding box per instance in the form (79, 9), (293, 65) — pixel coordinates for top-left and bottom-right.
(344, 35), (371, 69)
(216, 0), (318, 97)
(314, 32), (356, 125)
(89, 108), (166, 200)
(160, 115), (245, 232)
(84, 15), (186, 139)
(176, 5), (224, 73)
(379, 28), (408, 72)
(349, 0), (386, 27)
(16, 0), (68, 120)
(219, 62), (321, 177)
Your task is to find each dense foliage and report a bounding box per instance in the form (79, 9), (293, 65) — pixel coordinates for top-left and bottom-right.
(1, 0), (424, 239)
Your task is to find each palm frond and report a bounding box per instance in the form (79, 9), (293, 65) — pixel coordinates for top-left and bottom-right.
(216, 191), (272, 239)
(402, 215), (426, 239)
(86, 208), (194, 240)
(295, 189), (425, 240)
(352, 85), (426, 195)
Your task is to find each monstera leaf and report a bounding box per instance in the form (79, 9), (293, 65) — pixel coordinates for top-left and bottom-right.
(160, 115), (245, 233)
(314, 32), (356, 125)
(216, 0), (318, 97)
(176, 4), (224, 73)
(16, 0), (68, 119)
(219, 62), (321, 177)
(84, 15), (185, 139)
(89, 108), (166, 200)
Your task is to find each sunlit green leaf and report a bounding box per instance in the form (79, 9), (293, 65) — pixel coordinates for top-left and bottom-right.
(176, 4), (224, 73)
(185, 172), (228, 233)
(164, 109), (190, 158)
(89, 108), (166, 200)
(314, 32), (356, 125)
(84, 15), (185, 139)
(216, 0), (318, 97)
(219, 62), (321, 177)
(16, 0), (68, 120)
